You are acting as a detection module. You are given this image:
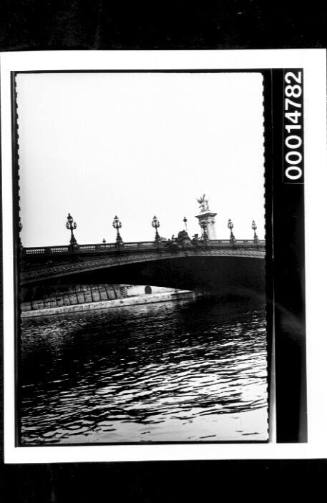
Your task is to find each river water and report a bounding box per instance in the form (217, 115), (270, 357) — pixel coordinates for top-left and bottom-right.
(19, 297), (268, 444)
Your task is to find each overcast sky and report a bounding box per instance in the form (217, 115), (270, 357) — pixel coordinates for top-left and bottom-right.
(16, 72), (265, 247)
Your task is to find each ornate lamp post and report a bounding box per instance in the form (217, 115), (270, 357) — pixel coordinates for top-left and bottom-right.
(152, 215), (160, 243)
(66, 213), (78, 250)
(112, 215), (123, 246)
(227, 219), (235, 243)
(183, 216), (188, 231)
(252, 220), (258, 243)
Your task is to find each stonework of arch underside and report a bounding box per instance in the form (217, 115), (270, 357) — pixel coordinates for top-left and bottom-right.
(22, 256), (265, 300)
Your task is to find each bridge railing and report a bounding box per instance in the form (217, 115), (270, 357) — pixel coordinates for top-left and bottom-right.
(23, 239), (265, 257)
(23, 241), (158, 255)
(206, 239), (264, 247)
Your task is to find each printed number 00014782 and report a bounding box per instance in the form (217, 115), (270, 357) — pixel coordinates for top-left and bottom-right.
(284, 71), (303, 182)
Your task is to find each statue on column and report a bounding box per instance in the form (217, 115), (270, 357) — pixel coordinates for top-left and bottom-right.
(196, 194), (217, 240)
(197, 194), (210, 213)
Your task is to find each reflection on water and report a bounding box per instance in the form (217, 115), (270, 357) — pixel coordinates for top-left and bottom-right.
(19, 298), (268, 444)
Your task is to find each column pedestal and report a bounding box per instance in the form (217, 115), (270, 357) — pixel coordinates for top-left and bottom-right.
(196, 211), (217, 240)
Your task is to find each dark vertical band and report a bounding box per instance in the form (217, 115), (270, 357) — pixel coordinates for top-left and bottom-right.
(271, 69), (307, 442)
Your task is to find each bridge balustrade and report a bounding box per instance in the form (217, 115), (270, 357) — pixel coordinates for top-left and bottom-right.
(22, 239), (265, 257)
(24, 247), (51, 255)
(45, 246), (70, 254)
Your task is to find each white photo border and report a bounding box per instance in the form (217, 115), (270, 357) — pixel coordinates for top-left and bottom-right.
(1, 49), (326, 463)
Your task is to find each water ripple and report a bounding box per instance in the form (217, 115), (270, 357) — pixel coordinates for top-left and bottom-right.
(19, 297), (268, 444)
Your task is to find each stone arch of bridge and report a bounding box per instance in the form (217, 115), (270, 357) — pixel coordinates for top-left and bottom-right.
(21, 254), (266, 301)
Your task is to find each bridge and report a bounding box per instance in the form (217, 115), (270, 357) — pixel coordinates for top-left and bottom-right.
(20, 239), (266, 300)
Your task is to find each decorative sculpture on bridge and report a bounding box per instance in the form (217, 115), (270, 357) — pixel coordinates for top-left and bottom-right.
(197, 194), (210, 213)
(195, 195), (217, 240)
